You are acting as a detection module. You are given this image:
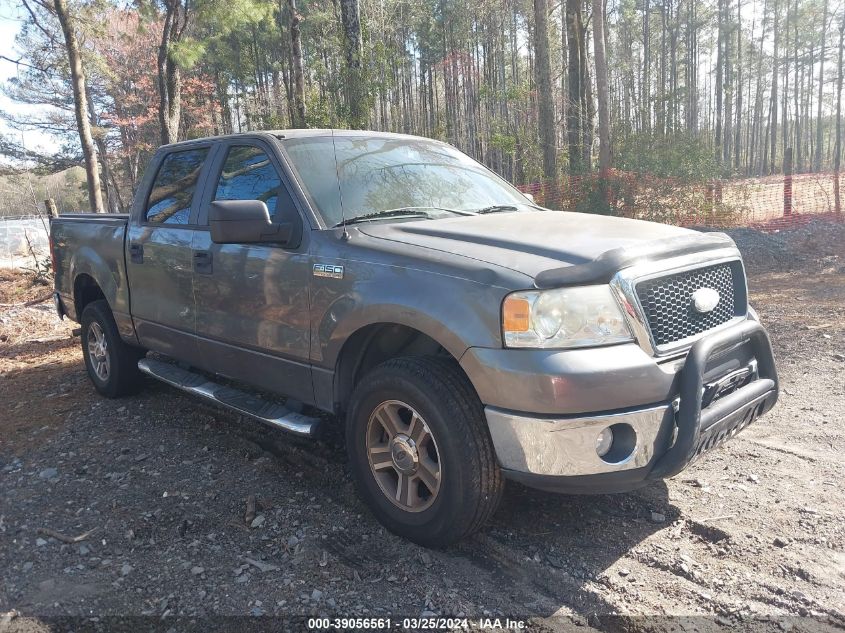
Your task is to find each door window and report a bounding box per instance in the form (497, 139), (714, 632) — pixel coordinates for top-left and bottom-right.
(214, 145), (294, 222)
(145, 148), (210, 224)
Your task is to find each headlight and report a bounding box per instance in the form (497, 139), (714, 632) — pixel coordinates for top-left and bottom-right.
(502, 285), (633, 348)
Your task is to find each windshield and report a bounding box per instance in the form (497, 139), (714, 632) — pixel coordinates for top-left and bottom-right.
(282, 135), (532, 227)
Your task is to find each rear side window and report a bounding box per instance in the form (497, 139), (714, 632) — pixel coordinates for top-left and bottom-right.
(145, 148), (210, 224)
(214, 145), (294, 222)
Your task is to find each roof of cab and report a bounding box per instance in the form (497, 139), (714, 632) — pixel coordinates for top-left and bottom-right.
(159, 129), (439, 150)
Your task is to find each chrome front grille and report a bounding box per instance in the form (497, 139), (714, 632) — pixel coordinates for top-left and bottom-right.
(635, 262), (745, 348)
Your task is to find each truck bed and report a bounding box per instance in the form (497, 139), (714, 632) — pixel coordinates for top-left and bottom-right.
(57, 213), (130, 223)
(51, 213), (130, 326)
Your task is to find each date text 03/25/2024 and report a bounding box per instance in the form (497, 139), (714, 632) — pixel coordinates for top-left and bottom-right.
(306, 617), (527, 630)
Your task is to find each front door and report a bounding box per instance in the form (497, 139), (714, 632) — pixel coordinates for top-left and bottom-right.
(190, 141), (314, 405)
(126, 145), (213, 356)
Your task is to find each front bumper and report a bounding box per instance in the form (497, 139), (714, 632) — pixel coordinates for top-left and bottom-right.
(485, 320), (779, 494)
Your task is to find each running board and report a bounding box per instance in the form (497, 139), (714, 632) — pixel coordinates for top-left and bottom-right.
(137, 358), (321, 437)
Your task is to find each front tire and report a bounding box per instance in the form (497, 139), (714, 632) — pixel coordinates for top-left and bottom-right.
(80, 300), (144, 398)
(346, 357), (503, 547)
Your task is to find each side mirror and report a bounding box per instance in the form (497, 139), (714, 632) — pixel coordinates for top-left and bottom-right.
(209, 200), (301, 247)
(523, 192), (536, 204)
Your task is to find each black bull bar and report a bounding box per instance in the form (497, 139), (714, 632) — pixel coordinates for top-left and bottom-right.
(649, 320), (779, 480)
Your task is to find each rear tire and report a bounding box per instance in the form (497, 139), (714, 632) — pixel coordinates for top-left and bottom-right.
(346, 356), (503, 547)
(80, 300), (145, 398)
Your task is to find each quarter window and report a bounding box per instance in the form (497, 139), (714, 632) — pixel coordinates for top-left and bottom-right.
(145, 148), (209, 224)
(214, 145), (293, 222)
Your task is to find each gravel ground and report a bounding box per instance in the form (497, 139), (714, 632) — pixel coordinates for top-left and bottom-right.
(0, 223), (843, 632)
(719, 219), (845, 275)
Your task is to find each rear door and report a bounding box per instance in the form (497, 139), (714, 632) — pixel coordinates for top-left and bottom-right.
(190, 138), (314, 405)
(126, 144), (215, 356)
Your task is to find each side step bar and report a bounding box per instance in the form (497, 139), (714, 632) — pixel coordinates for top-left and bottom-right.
(138, 358), (321, 437)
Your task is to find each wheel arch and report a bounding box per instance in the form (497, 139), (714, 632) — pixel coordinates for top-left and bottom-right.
(333, 322), (472, 414)
(73, 273), (108, 319)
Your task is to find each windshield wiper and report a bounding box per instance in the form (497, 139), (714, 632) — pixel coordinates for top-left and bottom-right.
(474, 204), (520, 214)
(333, 208), (433, 227)
(332, 206), (476, 228)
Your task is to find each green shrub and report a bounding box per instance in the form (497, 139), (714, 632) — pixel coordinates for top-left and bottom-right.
(615, 133), (721, 181)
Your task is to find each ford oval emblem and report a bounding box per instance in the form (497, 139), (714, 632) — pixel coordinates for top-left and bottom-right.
(692, 287), (720, 313)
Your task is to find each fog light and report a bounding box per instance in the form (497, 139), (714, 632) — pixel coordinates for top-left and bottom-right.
(596, 427), (614, 457)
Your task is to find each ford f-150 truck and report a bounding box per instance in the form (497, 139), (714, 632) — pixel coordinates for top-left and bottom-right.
(51, 130), (779, 546)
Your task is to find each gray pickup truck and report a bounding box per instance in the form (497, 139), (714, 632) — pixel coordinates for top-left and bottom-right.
(51, 130), (778, 546)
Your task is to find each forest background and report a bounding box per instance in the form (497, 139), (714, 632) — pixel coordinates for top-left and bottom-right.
(0, 0), (842, 222)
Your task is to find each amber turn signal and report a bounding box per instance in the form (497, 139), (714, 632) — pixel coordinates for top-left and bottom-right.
(502, 296), (531, 332)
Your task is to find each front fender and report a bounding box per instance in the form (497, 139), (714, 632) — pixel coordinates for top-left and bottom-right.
(312, 262), (510, 369)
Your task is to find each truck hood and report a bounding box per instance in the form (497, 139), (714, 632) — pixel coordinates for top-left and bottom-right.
(356, 211), (734, 283)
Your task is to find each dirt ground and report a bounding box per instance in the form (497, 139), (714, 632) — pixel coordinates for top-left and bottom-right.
(0, 224), (843, 632)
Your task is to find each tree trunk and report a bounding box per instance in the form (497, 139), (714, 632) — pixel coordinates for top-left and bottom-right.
(723, 0), (733, 168)
(734, 0), (743, 169)
(84, 86), (123, 212)
(715, 0), (724, 164)
(288, 0), (307, 127)
(642, 0), (650, 133)
(808, 58), (816, 167)
(566, 0), (585, 174)
(813, 0), (829, 171)
(581, 20), (593, 166)
(534, 0), (557, 180)
(686, 0), (698, 133)
(53, 0), (104, 213)
(768, 0), (779, 174)
(781, 0), (790, 160)
(793, 0), (801, 169)
(593, 0), (611, 174)
(561, 4), (569, 144)
(157, 0), (184, 145)
(657, 0), (666, 135)
(340, 0), (365, 128)
(750, 0), (768, 174)
(668, 1), (678, 133)
(45, 199), (59, 219)
(835, 15), (843, 213)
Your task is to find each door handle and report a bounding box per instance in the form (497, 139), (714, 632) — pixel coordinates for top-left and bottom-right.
(193, 250), (213, 274)
(129, 242), (143, 264)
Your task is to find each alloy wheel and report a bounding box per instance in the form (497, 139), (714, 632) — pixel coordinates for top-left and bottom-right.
(87, 321), (110, 382)
(366, 400), (442, 512)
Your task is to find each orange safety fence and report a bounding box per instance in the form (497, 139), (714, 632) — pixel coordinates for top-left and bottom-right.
(518, 170), (844, 232)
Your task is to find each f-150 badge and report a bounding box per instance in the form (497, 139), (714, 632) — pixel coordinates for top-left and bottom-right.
(313, 263), (344, 279)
